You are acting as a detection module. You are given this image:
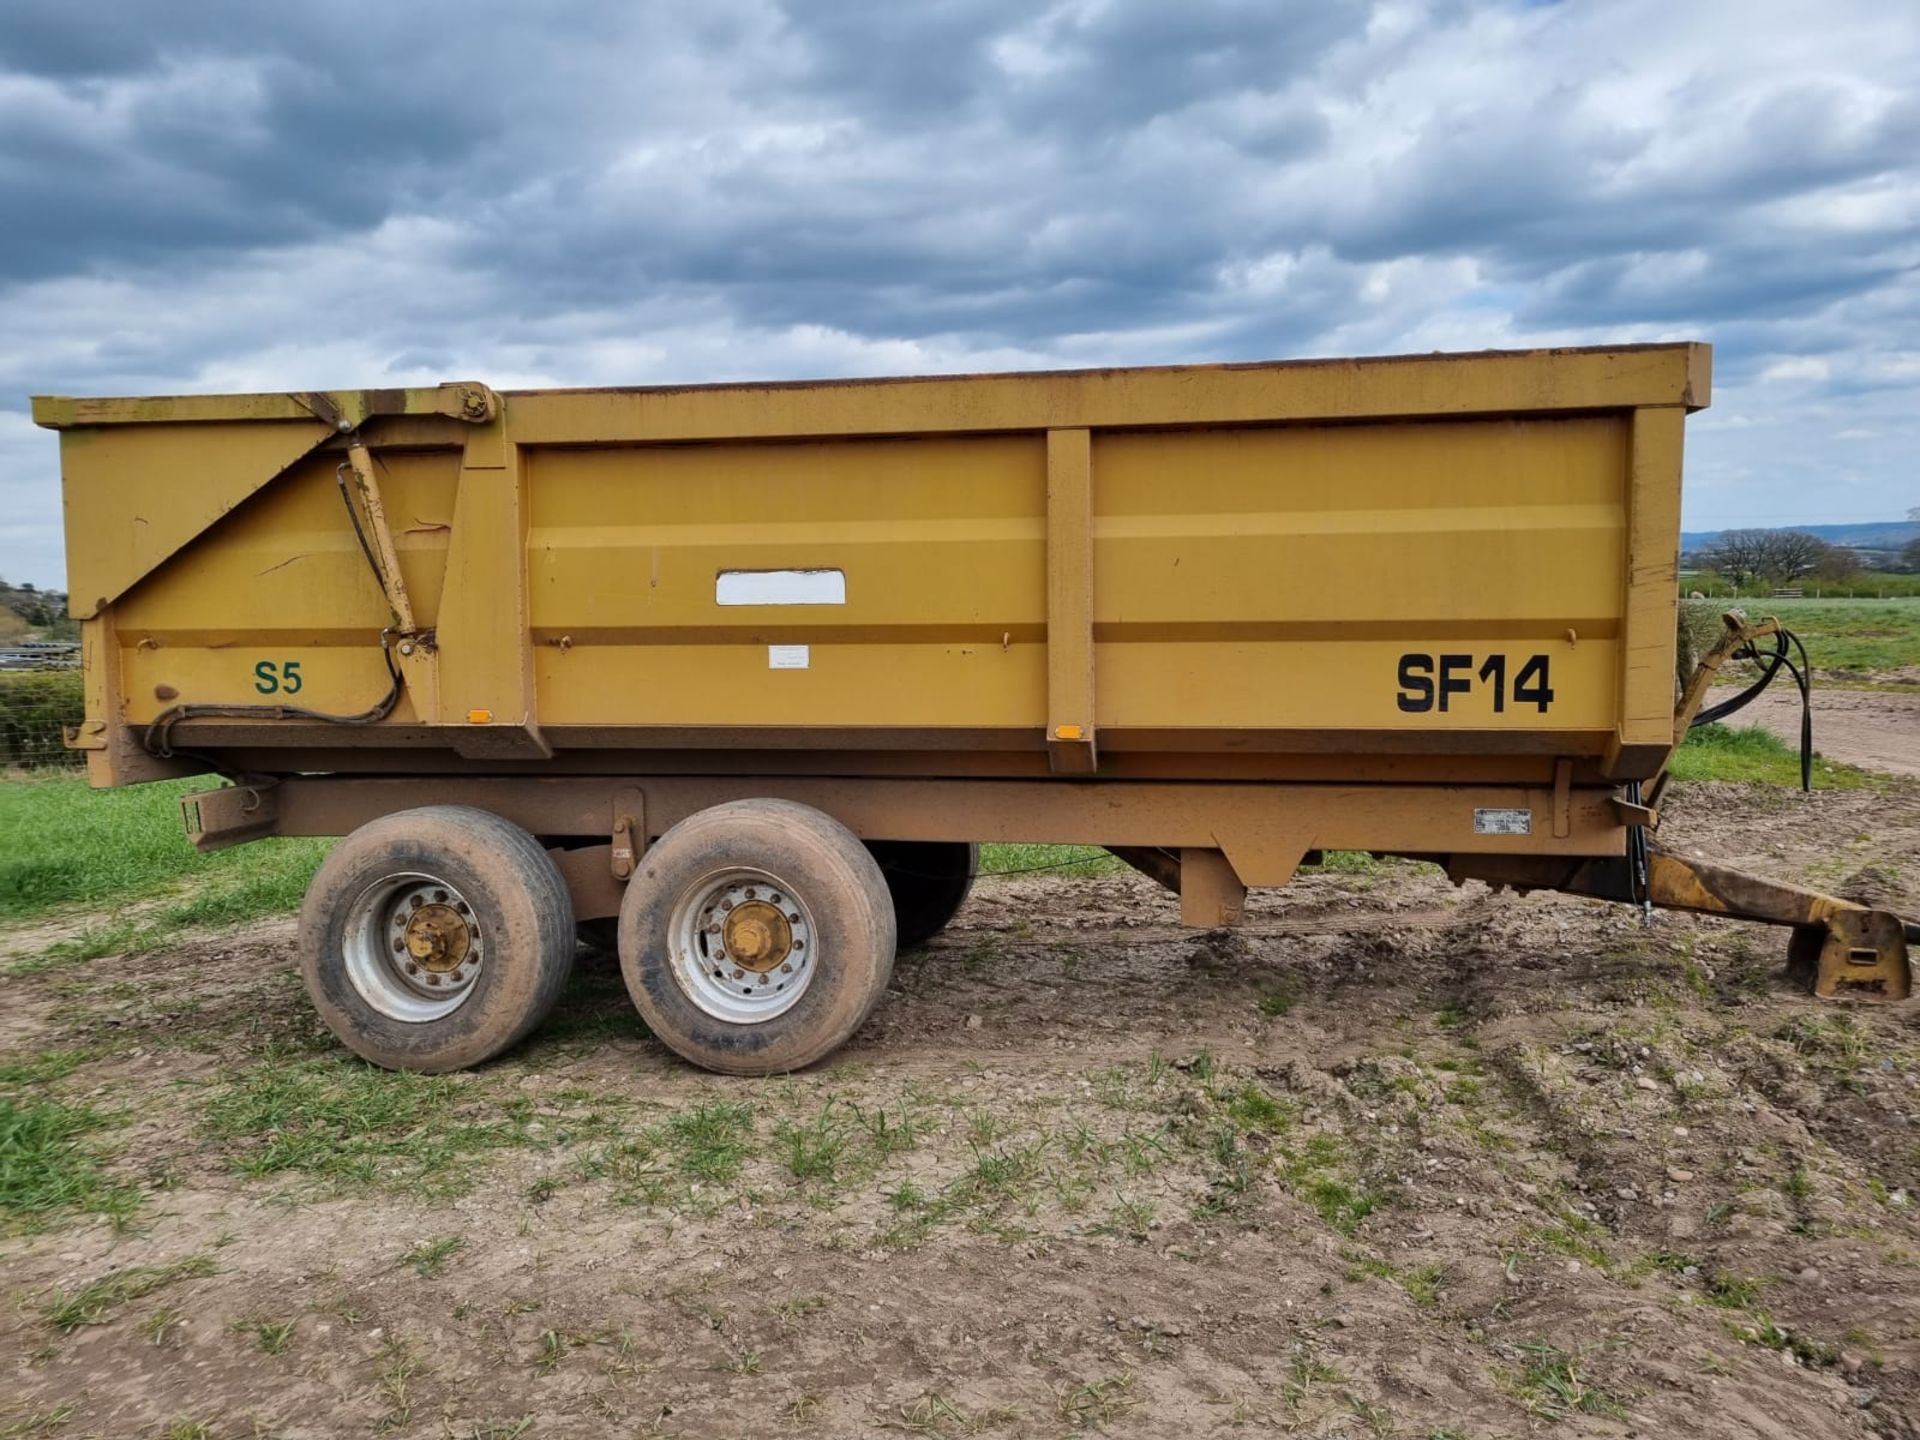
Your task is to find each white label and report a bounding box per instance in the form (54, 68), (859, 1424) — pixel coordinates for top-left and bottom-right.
(768, 644), (810, 670)
(1473, 807), (1532, 836)
(718, 569), (846, 606)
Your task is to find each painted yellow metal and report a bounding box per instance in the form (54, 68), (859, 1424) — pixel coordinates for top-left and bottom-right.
(497, 344), (1706, 445)
(30, 381), (496, 431)
(58, 419), (331, 619)
(36, 382), (498, 620)
(437, 412), (547, 758)
(1609, 405), (1689, 776)
(1044, 428), (1096, 773)
(34, 344), (1708, 788)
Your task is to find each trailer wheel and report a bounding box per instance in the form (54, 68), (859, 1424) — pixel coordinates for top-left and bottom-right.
(299, 806), (575, 1073)
(867, 841), (979, 949)
(577, 918), (621, 953)
(618, 799), (896, 1075)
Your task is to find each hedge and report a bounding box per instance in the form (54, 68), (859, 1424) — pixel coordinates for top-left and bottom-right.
(0, 670), (85, 769)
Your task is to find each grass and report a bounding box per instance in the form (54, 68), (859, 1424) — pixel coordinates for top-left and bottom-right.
(42, 1255), (217, 1332)
(233, 1315), (296, 1355)
(0, 1047), (96, 1086)
(1704, 1271), (1764, 1309)
(1302, 850), (1388, 876)
(1274, 1132), (1381, 1236)
(895, 1392), (1019, 1435)
(1056, 1373), (1136, 1430)
(141, 1305), (184, 1345)
(1282, 1348), (1344, 1410)
(775, 1104), (851, 1183)
(1510, 1342), (1627, 1420)
(376, 1334), (423, 1426)
(0, 1406), (77, 1437)
(666, 1101), (755, 1183)
(0, 773), (330, 926)
(1751, 599), (1920, 677)
(978, 843), (1123, 878)
(402, 1234), (466, 1277)
(0, 1094), (138, 1232)
(1725, 1313), (1839, 1367)
(1528, 1212), (1612, 1270)
(534, 1328), (569, 1374)
(1667, 722), (1868, 789)
(577, 1098), (761, 1207)
(1256, 984), (1296, 1017)
(201, 1050), (534, 1195)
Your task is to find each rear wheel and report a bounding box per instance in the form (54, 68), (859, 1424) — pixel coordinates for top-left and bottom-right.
(618, 799), (896, 1075)
(299, 806), (575, 1073)
(867, 840), (978, 949)
(577, 917), (621, 953)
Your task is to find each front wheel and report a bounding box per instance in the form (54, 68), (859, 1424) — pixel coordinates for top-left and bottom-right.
(617, 799), (896, 1075)
(299, 806), (575, 1073)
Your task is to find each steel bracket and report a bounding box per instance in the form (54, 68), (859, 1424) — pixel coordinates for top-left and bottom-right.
(1444, 845), (1914, 1003)
(611, 786), (645, 880)
(1789, 913), (1914, 1001)
(181, 782), (282, 852)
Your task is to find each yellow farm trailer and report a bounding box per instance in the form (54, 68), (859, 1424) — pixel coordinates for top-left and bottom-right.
(34, 344), (1914, 1073)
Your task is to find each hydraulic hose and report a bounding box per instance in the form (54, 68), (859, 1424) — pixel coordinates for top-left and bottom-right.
(1688, 626), (1814, 792)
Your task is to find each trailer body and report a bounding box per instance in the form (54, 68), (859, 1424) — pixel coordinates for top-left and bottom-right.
(35, 344), (1913, 1073)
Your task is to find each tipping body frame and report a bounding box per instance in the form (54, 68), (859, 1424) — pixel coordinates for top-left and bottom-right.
(35, 343), (1914, 1040)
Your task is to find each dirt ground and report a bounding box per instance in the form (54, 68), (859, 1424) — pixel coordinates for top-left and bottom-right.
(6, 780), (1920, 1439)
(1712, 683), (1920, 779)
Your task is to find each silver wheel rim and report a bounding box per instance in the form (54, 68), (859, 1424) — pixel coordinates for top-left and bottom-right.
(668, 867), (817, 1024)
(343, 871), (485, 1023)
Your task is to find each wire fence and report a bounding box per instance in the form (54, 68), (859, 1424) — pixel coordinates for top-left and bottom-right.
(0, 668), (85, 770)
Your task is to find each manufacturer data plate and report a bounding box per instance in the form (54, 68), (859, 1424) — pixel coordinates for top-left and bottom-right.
(1473, 807), (1532, 836)
(768, 644), (811, 670)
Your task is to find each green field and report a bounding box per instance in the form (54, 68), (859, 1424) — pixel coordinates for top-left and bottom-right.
(0, 775), (330, 967)
(0, 775), (329, 924)
(1684, 572), (1920, 601)
(1705, 598), (1920, 679)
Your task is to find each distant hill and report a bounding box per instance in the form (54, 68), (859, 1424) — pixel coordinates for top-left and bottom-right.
(0, 579), (75, 640)
(1681, 520), (1919, 551)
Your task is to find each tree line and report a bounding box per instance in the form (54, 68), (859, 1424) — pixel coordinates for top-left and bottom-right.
(1687, 529), (1920, 587)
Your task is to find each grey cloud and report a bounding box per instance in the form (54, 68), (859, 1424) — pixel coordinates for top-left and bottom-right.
(2, 0), (1918, 587)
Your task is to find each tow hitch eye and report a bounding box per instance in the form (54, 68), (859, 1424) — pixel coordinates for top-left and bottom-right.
(1787, 911), (1912, 1002)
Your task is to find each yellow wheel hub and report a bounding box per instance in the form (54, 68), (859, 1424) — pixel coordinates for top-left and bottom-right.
(723, 899), (793, 973)
(403, 903), (473, 974)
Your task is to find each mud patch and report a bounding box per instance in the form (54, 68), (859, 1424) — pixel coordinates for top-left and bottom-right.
(1713, 683), (1920, 778)
(2, 781), (1919, 1437)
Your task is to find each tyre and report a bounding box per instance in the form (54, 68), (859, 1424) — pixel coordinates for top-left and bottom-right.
(617, 799), (896, 1075)
(578, 917), (621, 953)
(867, 840), (978, 949)
(299, 806), (575, 1073)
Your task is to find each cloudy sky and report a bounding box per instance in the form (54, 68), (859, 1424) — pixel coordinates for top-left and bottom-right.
(2, 0), (1916, 589)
